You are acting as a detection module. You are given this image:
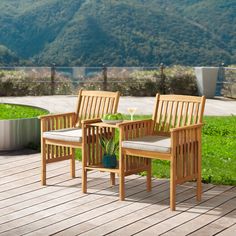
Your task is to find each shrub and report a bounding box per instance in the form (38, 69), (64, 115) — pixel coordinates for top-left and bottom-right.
(165, 66), (198, 95)
(0, 65), (198, 96)
(126, 65), (198, 96)
(222, 65), (236, 99)
(0, 69), (73, 96)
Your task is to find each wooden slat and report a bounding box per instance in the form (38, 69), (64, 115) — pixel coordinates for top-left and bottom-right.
(182, 102), (189, 126)
(171, 101), (178, 128)
(193, 102), (199, 124)
(188, 102), (194, 125)
(87, 96), (93, 119)
(165, 100), (173, 131)
(177, 101), (183, 127)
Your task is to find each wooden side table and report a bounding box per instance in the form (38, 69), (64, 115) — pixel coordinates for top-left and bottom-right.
(82, 121), (150, 200)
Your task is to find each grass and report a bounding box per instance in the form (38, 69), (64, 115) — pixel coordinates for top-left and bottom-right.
(201, 116), (236, 185)
(76, 115), (236, 185)
(0, 104), (48, 120)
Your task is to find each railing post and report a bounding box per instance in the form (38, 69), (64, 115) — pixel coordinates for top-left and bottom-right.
(215, 62), (225, 96)
(102, 64), (107, 91)
(159, 63), (166, 94)
(51, 63), (56, 95)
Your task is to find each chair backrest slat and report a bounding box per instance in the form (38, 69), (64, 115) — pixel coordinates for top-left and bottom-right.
(75, 90), (120, 127)
(153, 94), (205, 133)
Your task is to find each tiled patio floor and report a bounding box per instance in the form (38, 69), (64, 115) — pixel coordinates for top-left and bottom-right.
(0, 151), (235, 236)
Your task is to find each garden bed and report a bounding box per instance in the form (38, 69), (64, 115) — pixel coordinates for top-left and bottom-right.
(0, 103), (48, 151)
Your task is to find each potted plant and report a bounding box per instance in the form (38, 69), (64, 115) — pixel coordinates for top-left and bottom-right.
(99, 136), (119, 168)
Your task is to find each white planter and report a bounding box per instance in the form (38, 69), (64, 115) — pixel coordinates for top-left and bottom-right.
(0, 104), (48, 151)
(195, 67), (219, 98)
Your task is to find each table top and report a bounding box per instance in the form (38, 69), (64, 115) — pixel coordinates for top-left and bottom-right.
(89, 120), (131, 128)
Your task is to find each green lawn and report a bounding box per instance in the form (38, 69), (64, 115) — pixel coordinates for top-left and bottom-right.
(76, 115), (236, 185)
(0, 104), (48, 120)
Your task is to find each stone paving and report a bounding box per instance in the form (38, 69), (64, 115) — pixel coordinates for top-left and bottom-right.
(1, 95), (236, 115)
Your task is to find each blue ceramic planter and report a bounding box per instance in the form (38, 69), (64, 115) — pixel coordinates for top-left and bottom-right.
(102, 154), (117, 168)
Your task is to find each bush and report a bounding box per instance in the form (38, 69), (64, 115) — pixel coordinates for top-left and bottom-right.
(126, 65), (198, 96)
(165, 66), (198, 95)
(222, 65), (236, 99)
(0, 69), (73, 96)
(0, 66), (198, 96)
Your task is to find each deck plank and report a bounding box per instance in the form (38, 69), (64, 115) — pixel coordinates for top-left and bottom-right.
(12, 179), (167, 236)
(216, 223), (236, 236)
(0, 152), (235, 236)
(55, 183), (202, 236)
(0, 161), (84, 209)
(80, 184), (215, 236)
(188, 207), (236, 236)
(160, 191), (236, 236)
(0, 175), (145, 235)
(134, 186), (235, 236)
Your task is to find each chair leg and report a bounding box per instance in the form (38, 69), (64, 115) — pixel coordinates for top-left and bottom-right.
(41, 139), (46, 185)
(146, 159), (152, 192)
(70, 148), (75, 178)
(170, 176), (176, 211)
(110, 173), (116, 186)
(82, 169), (87, 193)
(197, 153), (202, 201)
(119, 173), (125, 201)
(41, 161), (46, 185)
(197, 141), (202, 201)
(119, 154), (125, 201)
(170, 158), (176, 211)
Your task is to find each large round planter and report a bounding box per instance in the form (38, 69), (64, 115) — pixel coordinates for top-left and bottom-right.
(0, 104), (48, 151)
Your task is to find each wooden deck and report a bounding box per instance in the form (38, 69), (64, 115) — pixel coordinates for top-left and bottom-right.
(0, 151), (235, 236)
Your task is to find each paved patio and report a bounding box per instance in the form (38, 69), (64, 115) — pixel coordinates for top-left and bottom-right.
(1, 95), (236, 115)
(0, 151), (235, 236)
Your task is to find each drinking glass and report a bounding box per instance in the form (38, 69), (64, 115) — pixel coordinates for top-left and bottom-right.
(127, 107), (137, 121)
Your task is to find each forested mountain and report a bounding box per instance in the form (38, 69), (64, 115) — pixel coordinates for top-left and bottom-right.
(0, 0), (235, 66)
(0, 45), (19, 66)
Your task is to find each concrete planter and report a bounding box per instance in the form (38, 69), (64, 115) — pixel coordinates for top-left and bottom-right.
(195, 67), (219, 98)
(0, 104), (48, 151)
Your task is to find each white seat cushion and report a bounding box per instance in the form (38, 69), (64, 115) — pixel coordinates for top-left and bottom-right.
(122, 135), (171, 153)
(43, 128), (82, 143)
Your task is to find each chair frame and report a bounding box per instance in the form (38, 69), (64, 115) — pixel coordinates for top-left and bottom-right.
(81, 121), (151, 196)
(119, 94), (206, 210)
(39, 89), (120, 185)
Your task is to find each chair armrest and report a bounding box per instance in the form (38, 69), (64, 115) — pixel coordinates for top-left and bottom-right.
(118, 119), (153, 127)
(38, 112), (76, 120)
(81, 118), (102, 125)
(170, 123), (204, 133)
(119, 119), (154, 141)
(171, 123), (203, 150)
(39, 112), (76, 132)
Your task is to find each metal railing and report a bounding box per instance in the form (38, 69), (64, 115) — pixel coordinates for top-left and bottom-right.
(0, 66), (163, 96)
(1, 65), (235, 97)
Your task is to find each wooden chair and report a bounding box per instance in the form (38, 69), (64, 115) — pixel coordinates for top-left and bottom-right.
(119, 94), (206, 210)
(39, 90), (120, 185)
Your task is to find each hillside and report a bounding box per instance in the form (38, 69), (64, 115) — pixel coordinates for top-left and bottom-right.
(0, 0), (235, 66)
(0, 45), (19, 66)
